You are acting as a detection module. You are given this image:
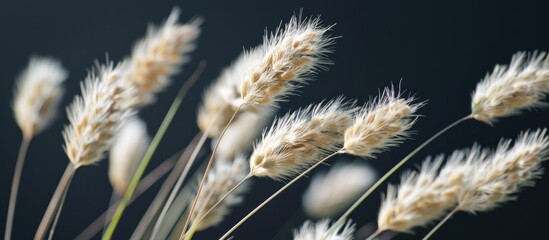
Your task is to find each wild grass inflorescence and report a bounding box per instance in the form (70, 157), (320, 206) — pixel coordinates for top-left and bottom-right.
(5, 7), (549, 240)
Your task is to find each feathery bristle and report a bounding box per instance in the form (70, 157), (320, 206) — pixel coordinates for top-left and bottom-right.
(108, 117), (150, 195)
(377, 150), (471, 233)
(236, 14), (335, 111)
(13, 57), (67, 138)
(458, 129), (549, 213)
(344, 86), (422, 158)
(293, 219), (355, 240)
(63, 62), (135, 166)
(471, 51), (549, 123)
(215, 110), (274, 160)
(190, 156), (251, 231)
(302, 161), (376, 218)
(197, 49), (262, 137)
(249, 98), (356, 181)
(125, 8), (201, 106)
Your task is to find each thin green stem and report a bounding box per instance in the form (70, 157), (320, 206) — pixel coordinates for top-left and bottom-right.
(326, 115), (471, 238)
(130, 133), (202, 240)
(34, 164), (76, 240)
(74, 153), (178, 240)
(102, 61), (206, 240)
(422, 206), (459, 240)
(219, 150), (343, 240)
(47, 167), (77, 240)
(5, 136), (31, 240)
(179, 104), (242, 239)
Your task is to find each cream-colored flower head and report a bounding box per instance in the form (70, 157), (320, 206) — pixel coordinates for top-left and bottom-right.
(293, 219), (355, 240)
(471, 52), (549, 124)
(377, 150), (472, 233)
(63, 62), (136, 166)
(249, 98), (356, 181)
(215, 109), (274, 160)
(197, 49), (263, 137)
(190, 156), (251, 231)
(344, 86), (422, 158)
(302, 161), (376, 218)
(13, 57), (68, 138)
(125, 8), (201, 106)
(108, 117), (150, 195)
(458, 129), (549, 213)
(236, 14), (335, 111)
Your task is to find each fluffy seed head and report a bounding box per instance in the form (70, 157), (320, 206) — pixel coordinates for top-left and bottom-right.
(63, 63), (136, 166)
(13, 57), (68, 138)
(471, 52), (549, 123)
(293, 219), (355, 240)
(215, 110), (274, 160)
(108, 117), (150, 195)
(458, 129), (549, 213)
(190, 156), (251, 231)
(377, 151), (471, 233)
(236, 14), (335, 111)
(302, 161), (376, 218)
(344, 86), (422, 158)
(249, 98), (355, 181)
(197, 49), (262, 137)
(125, 8), (201, 106)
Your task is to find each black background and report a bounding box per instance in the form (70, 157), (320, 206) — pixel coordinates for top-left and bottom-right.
(1, 0), (549, 239)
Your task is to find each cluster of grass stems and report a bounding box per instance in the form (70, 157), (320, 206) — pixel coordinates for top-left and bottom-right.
(4, 7), (549, 240)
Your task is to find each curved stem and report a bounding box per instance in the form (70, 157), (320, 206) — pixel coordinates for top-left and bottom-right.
(422, 206), (459, 240)
(365, 229), (382, 240)
(327, 115), (471, 238)
(130, 133), (202, 240)
(34, 164), (76, 240)
(149, 131), (210, 240)
(102, 61), (205, 240)
(5, 136), (31, 240)
(219, 150), (342, 240)
(180, 104), (243, 239)
(181, 174), (252, 240)
(47, 167), (77, 240)
(74, 152), (178, 240)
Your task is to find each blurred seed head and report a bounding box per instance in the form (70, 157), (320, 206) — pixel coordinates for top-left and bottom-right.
(108, 117), (150, 195)
(125, 8), (201, 106)
(13, 56), (67, 138)
(191, 156), (251, 231)
(302, 161), (377, 218)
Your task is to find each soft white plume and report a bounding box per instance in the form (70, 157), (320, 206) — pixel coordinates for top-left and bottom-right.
(302, 161), (376, 218)
(13, 57), (67, 138)
(108, 117), (150, 195)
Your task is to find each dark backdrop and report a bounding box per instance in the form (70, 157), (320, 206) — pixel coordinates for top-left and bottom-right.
(1, 0), (548, 239)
